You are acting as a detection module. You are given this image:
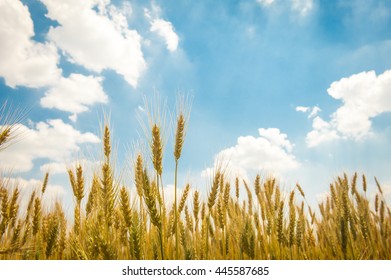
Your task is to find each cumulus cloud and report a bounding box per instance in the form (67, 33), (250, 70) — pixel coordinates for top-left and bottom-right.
(259, 128), (293, 152)
(41, 0), (146, 87)
(328, 70), (391, 138)
(306, 70), (391, 147)
(306, 116), (339, 147)
(40, 74), (108, 122)
(203, 128), (300, 179)
(0, 1), (112, 119)
(0, 119), (100, 172)
(0, 0), (61, 88)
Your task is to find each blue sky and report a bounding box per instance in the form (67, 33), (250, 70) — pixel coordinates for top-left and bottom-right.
(1, 0), (391, 208)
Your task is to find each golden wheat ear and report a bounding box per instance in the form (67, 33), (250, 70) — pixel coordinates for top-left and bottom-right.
(169, 94), (192, 260)
(0, 101), (27, 152)
(119, 186), (132, 228)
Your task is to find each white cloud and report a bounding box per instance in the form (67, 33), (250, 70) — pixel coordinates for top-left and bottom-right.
(120, 2), (133, 17)
(328, 70), (391, 138)
(257, 0), (275, 7)
(0, 119), (100, 172)
(150, 19), (179, 52)
(3, 177), (66, 209)
(296, 105), (321, 118)
(41, 0), (146, 87)
(107, 3), (131, 32)
(259, 128), (293, 152)
(312, 116), (331, 131)
(137, 105), (146, 113)
(203, 128), (300, 179)
(39, 162), (68, 174)
(306, 116), (339, 147)
(308, 106), (321, 118)
(291, 0), (314, 17)
(306, 70), (391, 147)
(144, 4), (179, 52)
(40, 74), (108, 121)
(0, 0), (61, 88)
(296, 106), (310, 113)
(39, 159), (100, 175)
(0, 1), (110, 118)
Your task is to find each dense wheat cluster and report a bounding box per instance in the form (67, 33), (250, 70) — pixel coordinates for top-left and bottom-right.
(0, 101), (390, 260)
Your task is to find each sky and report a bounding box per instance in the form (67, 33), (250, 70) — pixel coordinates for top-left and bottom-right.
(1, 0), (391, 210)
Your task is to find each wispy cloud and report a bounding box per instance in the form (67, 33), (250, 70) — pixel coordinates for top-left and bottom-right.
(150, 19), (179, 52)
(308, 106), (321, 118)
(256, 0), (314, 17)
(291, 0), (314, 17)
(256, 0), (275, 7)
(296, 105), (321, 118)
(145, 4), (179, 52)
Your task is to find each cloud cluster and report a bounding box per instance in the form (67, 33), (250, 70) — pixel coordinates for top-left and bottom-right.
(42, 0), (146, 87)
(1, 0), (179, 121)
(0, 119), (100, 172)
(0, 0), (61, 88)
(203, 128), (300, 179)
(0, 0), (182, 178)
(305, 70), (391, 147)
(0, 0), (112, 120)
(328, 70), (391, 138)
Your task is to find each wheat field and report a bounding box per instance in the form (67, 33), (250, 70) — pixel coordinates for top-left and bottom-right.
(0, 101), (390, 260)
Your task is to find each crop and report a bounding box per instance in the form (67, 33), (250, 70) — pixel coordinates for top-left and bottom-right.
(0, 100), (390, 260)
